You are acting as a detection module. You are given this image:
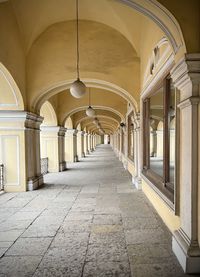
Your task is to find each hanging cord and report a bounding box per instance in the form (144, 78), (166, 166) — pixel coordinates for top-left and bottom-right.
(89, 87), (91, 106)
(76, 0), (80, 80)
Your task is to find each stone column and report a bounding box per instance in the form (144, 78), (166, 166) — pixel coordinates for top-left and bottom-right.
(170, 54), (200, 273)
(40, 126), (66, 173)
(65, 129), (78, 163)
(90, 134), (94, 152)
(77, 131), (85, 160)
(0, 111), (43, 192)
(132, 113), (142, 189)
(119, 128), (123, 161)
(58, 127), (67, 171)
(84, 133), (89, 155)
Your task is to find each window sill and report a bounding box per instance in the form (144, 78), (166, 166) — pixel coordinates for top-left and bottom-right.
(141, 169), (175, 211)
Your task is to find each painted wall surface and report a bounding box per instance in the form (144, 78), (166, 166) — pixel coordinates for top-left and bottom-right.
(0, 128), (26, 192)
(40, 132), (59, 172)
(142, 180), (180, 233)
(0, 3), (26, 104)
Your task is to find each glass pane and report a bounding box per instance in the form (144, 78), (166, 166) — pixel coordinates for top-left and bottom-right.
(149, 87), (164, 177)
(169, 80), (176, 184)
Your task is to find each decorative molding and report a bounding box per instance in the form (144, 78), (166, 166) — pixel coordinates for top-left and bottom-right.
(141, 54), (174, 99)
(170, 54), (200, 93)
(117, 0), (185, 53)
(178, 97), (200, 110)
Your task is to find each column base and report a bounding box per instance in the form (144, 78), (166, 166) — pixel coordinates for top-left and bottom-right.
(123, 160), (128, 170)
(172, 230), (200, 274)
(27, 174), (43, 191)
(74, 155), (78, 162)
(59, 161), (66, 171)
(132, 176), (142, 189)
(82, 152), (86, 157)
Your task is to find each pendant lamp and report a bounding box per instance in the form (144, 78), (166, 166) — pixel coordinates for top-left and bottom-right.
(86, 88), (95, 117)
(70, 0), (86, 98)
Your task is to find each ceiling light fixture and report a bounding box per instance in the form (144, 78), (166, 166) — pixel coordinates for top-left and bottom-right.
(86, 88), (95, 117)
(70, 0), (86, 98)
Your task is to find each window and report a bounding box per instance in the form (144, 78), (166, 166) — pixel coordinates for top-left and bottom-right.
(143, 77), (176, 203)
(128, 115), (134, 160)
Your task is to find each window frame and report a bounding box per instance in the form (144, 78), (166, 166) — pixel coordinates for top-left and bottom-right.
(142, 76), (176, 203)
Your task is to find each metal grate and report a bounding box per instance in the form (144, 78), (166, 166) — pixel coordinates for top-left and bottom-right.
(41, 158), (48, 175)
(0, 164), (4, 190)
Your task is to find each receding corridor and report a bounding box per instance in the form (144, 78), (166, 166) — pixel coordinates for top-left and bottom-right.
(0, 145), (190, 277)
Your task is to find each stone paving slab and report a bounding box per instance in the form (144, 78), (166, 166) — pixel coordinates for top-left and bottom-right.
(0, 145), (189, 277)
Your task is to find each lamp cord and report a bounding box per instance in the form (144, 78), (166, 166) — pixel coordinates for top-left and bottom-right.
(89, 87), (91, 106)
(76, 0), (80, 79)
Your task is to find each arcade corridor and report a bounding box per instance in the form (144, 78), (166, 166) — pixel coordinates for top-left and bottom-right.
(0, 145), (189, 277)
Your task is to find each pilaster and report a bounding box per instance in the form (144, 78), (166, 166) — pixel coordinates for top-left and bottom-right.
(0, 111), (43, 191)
(40, 126), (66, 173)
(77, 131), (85, 160)
(65, 129), (78, 162)
(84, 133), (89, 155)
(131, 113), (141, 189)
(170, 54), (200, 273)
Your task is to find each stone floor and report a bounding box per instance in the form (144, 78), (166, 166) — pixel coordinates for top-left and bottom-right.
(0, 145), (192, 277)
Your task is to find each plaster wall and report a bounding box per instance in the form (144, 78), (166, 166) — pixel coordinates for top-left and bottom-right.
(0, 2), (26, 104)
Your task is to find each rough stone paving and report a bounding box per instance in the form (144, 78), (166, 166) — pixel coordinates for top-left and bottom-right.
(0, 145), (194, 276)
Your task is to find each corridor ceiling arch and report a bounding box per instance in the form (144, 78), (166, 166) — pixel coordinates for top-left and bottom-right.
(33, 79), (138, 115)
(62, 106), (125, 127)
(11, 0), (186, 55)
(75, 115), (120, 130)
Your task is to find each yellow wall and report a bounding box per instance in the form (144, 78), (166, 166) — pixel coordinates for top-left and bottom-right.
(0, 128), (26, 192)
(142, 179), (180, 233)
(0, 2), (26, 105)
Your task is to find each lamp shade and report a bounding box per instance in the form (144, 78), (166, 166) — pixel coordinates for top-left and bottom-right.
(70, 79), (86, 98)
(86, 106), (95, 117)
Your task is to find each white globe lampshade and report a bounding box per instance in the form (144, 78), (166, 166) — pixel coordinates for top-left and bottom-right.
(93, 119), (98, 125)
(70, 79), (86, 98)
(86, 106), (95, 117)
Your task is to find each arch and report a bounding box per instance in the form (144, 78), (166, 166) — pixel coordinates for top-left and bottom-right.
(40, 101), (57, 126)
(33, 79), (137, 114)
(75, 115), (120, 129)
(0, 63), (24, 110)
(117, 0), (185, 54)
(65, 116), (73, 129)
(85, 121), (117, 132)
(62, 106), (125, 126)
(77, 123), (82, 131)
(157, 120), (164, 131)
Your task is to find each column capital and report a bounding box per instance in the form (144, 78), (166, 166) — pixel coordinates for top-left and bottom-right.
(77, 130), (85, 136)
(170, 54), (200, 100)
(40, 126), (66, 135)
(66, 129), (78, 136)
(178, 96), (200, 110)
(0, 111), (43, 131)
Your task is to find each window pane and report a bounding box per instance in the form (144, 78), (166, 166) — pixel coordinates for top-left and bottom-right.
(169, 80), (176, 184)
(149, 87), (164, 177)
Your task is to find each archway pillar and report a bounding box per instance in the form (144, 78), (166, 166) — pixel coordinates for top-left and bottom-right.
(0, 111), (43, 192)
(77, 131), (85, 160)
(119, 128), (123, 161)
(170, 54), (200, 274)
(84, 133), (89, 155)
(88, 133), (92, 153)
(40, 126), (66, 172)
(131, 113), (142, 189)
(65, 129), (78, 163)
